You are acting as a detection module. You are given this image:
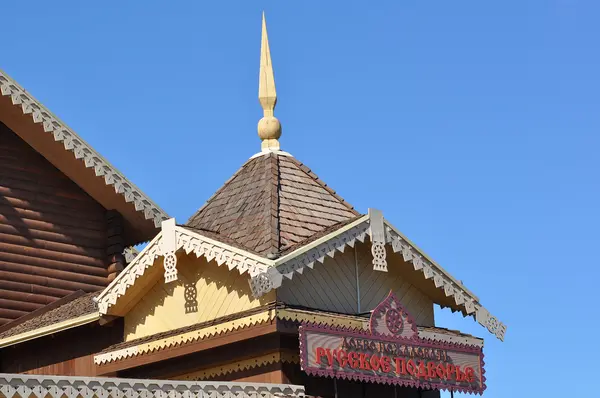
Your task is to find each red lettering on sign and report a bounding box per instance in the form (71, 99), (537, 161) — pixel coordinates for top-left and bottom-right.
(381, 355), (392, 373)
(348, 351), (359, 369)
(417, 361), (428, 379)
(465, 367), (475, 383)
(370, 354), (381, 371)
(395, 357), (407, 375)
(316, 347), (326, 365)
(436, 363), (447, 380)
(359, 353), (371, 370)
(427, 361), (437, 379)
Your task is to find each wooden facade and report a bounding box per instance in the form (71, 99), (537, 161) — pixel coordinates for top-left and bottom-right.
(124, 253), (274, 341)
(0, 14), (501, 398)
(277, 242), (435, 327)
(0, 319), (123, 376)
(0, 123), (116, 324)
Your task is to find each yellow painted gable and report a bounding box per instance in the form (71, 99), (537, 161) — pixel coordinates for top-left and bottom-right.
(124, 252), (275, 341)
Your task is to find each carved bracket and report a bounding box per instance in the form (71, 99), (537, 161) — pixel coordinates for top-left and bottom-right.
(97, 224), (271, 314)
(161, 219), (179, 283)
(369, 208), (387, 272)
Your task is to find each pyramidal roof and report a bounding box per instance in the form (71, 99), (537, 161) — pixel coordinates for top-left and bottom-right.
(185, 15), (360, 257)
(185, 152), (360, 257)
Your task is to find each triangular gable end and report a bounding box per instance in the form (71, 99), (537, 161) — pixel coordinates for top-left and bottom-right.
(98, 210), (506, 342)
(0, 69), (168, 245)
(96, 215), (369, 316)
(247, 210), (507, 341)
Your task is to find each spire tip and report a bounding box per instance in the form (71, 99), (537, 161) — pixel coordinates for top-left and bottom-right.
(257, 12), (281, 151)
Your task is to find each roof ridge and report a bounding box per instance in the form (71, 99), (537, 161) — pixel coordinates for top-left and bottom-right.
(287, 156), (360, 216)
(265, 153), (281, 256)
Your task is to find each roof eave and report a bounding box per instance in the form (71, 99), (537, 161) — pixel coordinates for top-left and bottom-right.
(0, 69), (169, 245)
(0, 312), (100, 349)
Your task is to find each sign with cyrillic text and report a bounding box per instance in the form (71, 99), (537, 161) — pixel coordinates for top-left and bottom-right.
(299, 292), (485, 395)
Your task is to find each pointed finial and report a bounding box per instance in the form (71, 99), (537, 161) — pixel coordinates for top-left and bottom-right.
(257, 12), (282, 151)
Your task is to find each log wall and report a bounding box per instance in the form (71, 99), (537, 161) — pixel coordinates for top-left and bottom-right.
(0, 122), (114, 324)
(0, 320), (123, 375)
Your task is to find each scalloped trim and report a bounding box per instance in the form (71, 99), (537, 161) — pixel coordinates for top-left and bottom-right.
(179, 351), (299, 381)
(94, 310), (275, 365)
(0, 70), (168, 229)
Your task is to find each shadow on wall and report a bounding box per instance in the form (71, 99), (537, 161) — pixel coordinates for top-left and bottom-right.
(184, 282), (198, 314)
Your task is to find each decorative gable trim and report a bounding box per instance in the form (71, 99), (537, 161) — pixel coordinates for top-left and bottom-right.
(250, 212), (507, 341)
(94, 310), (276, 365)
(384, 223), (506, 341)
(97, 216), (369, 316)
(249, 217), (371, 297)
(97, 211), (506, 341)
(0, 69), (168, 228)
(97, 223), (273, 315)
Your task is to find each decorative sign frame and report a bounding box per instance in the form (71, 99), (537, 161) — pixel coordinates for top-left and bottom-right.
(299, 291), (486, 395)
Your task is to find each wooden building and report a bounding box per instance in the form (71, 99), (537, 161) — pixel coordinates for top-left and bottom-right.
(0, 66), (168, 325)
(0, 14), (506, 398)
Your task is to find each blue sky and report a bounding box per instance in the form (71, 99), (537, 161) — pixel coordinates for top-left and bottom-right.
(2, 1), (599, 396)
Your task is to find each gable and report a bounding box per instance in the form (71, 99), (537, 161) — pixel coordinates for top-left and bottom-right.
(99, 211), (505, 341)
(276, 241), (435, 327)
(0, 123), (110, 324)
(123, 252), (275, 341)
(0, 69), (168, 245)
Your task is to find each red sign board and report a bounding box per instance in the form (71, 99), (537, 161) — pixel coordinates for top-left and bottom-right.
(299, 292), (486, 395)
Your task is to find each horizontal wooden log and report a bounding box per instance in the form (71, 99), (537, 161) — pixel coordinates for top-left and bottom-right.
(0, 214), (106, 241)
(0, 240), (106, 270)
(0, 159), (72, 185)
(0, 176), (90, 203)
(0, 269), (103, 293)
(0, 298), (44, 313)
(0, 157), (101, 197)
(1, 194), (107, 223)
(107, 262), (124, 275)
(0, 258), (108, 287)
(0, 203), (107, 232)
(0, 222), (106, 250)
(0, 279), (70, 298)
(0, 307), (28, 321)
(0, 150), (71, 176)
(0, 231), (105, 259)
(0, 185), (102, 214)
(0, 289), (56, 306)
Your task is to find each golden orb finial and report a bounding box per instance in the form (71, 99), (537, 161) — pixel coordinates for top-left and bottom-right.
(258, 12), (281, 151)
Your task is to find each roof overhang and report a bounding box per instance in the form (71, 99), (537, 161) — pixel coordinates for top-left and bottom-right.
(0, 312), (99, 349)
(0, 69), (168, 245)
(94, 306), (482, 368)
(97, 210), (506, 341)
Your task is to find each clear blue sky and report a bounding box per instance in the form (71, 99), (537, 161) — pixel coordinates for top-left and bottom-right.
(2, 1), (599, 396)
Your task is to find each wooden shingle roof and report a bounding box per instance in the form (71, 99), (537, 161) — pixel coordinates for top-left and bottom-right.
(185, 153), (360, 257)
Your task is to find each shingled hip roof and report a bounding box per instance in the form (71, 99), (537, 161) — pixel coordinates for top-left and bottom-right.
(185, 152), (360, 257)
